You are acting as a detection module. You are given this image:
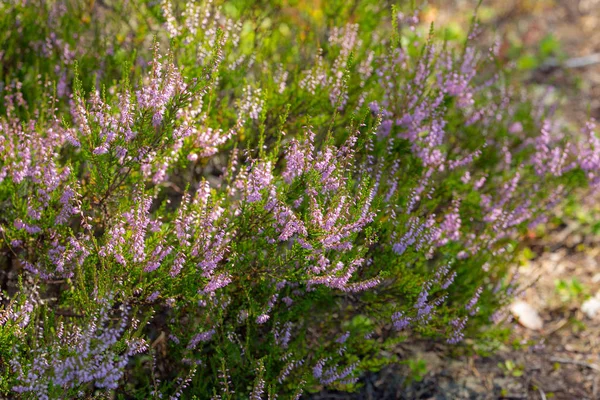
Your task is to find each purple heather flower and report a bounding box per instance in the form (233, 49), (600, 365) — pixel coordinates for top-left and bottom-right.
(187, 329), (216, 350)
(256, 314), (270, 324)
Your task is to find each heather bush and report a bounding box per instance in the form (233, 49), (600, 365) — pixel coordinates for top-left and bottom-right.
(1, 0), (598, 398)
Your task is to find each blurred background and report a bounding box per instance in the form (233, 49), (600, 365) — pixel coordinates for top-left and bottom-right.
(430, 0), (600, 120)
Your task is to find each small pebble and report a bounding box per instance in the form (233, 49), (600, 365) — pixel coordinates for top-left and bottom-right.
(581, 294), (600, 319)
(510, 301), (543, 330)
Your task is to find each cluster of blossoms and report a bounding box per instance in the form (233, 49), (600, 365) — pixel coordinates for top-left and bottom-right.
(10, 298), (148, 399)
(1, 1), (600, 398)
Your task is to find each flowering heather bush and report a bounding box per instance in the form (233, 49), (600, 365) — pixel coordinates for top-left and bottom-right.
(1, 0), (598, 398)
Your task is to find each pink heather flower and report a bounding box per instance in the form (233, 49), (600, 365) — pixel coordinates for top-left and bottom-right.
(187, 329), (216, 350)
(200, 274), (232, 295)
(447, 317), (468, 344)
(438, 200), (462, 245)
(392, 311), (411, 331)
(144, 245), (172, 272)
(278, 359), (303, 384)
(414, 284), (434, 321)
(461, 171), (471, 184)
(509, 122), (523, 134)
(250, 364), (265, 400)
(323, 196), (346, 231)
(283, 139), (308, 183)
(336, 331), (350, 344)
(267, 201), (307, 242)
(146, 291), (160, 302)
(246, 161), (273, 203)
(123, 191), (154, 263)
(55, 186), (78, 224)
(320, 362), (358, 385)
(170, 252), (186, 277)
(274, 322), (293, 349)
(466, 286), (483, 315)
(99, 220), (126, 260)
(256, 314), (270, 324)
(474, 176), (487, 190)
(393, 217), (427, 255)
(313, 358), (328, 379)
(136, 46), (185, 128)
(531, 120), (569, 177)
(239, 85), (264, 121)
(10, 298), (147, 394)
(441, 272), (457, 290)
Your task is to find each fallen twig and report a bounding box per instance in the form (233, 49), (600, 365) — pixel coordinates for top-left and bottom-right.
(564, 53), (600, 69)
(549, 357), (600, 372)
(538, 387), (547, 400)
(541, 53), (600, 70)
(544, 318), (568, 336)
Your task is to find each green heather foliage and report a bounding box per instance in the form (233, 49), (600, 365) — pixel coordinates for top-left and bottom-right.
(0, 0), (598, 398)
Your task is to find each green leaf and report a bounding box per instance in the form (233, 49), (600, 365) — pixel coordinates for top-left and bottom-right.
(516, 54), (539, 71)
(539, 34), (560, 58)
